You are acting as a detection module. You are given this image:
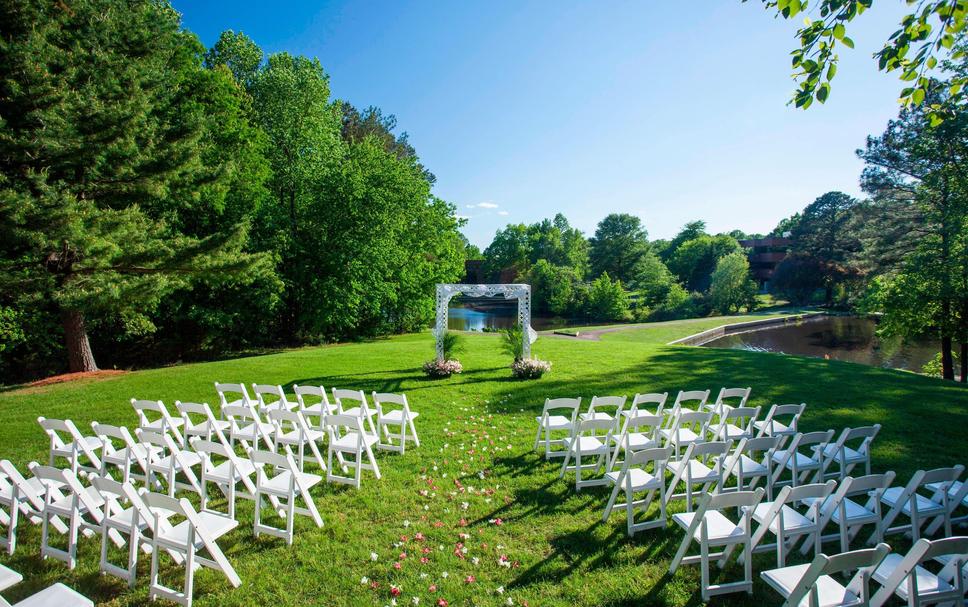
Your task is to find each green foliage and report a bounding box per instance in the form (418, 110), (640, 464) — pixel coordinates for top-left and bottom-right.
(667, 234), (744, 292)
(586, 272), (632, 321)
(661, 220), (707, 262)
(500, 325), (525, 361)
(751, 0), (968, 123)
(588, 213), (649, 283)
(440, 330), (465, 360)
(770, 254), (828, 305)
(708, 252), (758, 314)
(528, 260), (582, 316)
(482, 214), (589, 282)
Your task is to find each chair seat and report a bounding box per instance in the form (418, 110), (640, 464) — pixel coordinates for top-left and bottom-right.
(105, 506), (147, 530)
(579, 412), (614, 424)
(761, 563), (862, 607)
(52, 436), (103, 458)
(616, 432), (657, 451)
(149, 451), (201, 473)
(232, 423), (273, 441)
(926, 480), (968, 507)
(772, 449), (821, 471)
(104, 444), (162, 466)
(753, 503), (816, 533)
(331, 432), (379, 452)
(815, 444), (867, 465)
(48, 487), (105, 515)
(261, 470), (322, 496)
(261, 401), (295, 413)
(0, 563), (23, 593)
(185, 420), (230, 436)
(565, 436), (607, 455)
(0, 477), (48, 503)
(754, 420), (793, 436)
(658, 428), (699, 445)
(872, 553), (954, 600)
(206, 459), (256, 484)
(13, 582), (94, 607)
(801, 496), (878, 525)
(535, 415), (573, 431)
(340, 407), (376, 419)
(159, 511), (238, 549)
(381, 410), (418, 423)
(708, 423), (751, 440)
(673, 510), (745, 543)
(140, 419), (184, 432)
(667, 459), (719, 484)
(605, 469), (661, 492)
(731, 455), (768, 478)
(880, 487), (946, 516)
(275, 429), (324, 444)
(302, 403), (336, 415)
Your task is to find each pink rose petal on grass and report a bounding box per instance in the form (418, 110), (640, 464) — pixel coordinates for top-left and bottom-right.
(464, 575), (476, 584)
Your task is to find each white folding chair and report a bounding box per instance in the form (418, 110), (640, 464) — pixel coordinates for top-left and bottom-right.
(880, 466), (966, 541)
(0, 460), (67, 555)
(720, 435), (782, 500)
(222, 403), (275, 452)
(332, 389), (378, 437)
(140, 491), (241, 607)
(770, 430), (836, 488)
(372, 392), (420, 453)
(762, 543), (892, 607)
(91, 422), (158, 484)
(137, 430), (203, 497)
(31, 464), (119, 570)
(579, 395), (627, 433)
(252, 449), (323, 545)
(669, 489), (765, 601)
(131, 399), (185, 444)
(602, 446), (672, 536)
(0, 562), (94, 607)
(294, 385), (334, 431)
(870, 536), (968, 607)
(926, 475), (968, 530)
(252, 383), (296, 414)
(533, 397), (581, 460)
(175, 401), (231, 449)
(90, 475), (150, 587)
(214, 381), (255, 411)
(754, 403), (806, 442)
(559, 418), (613, 490)
(658, 410), (712, 457)
(706, 386), (752, 414)
(191, 438), (262, 520)
(37, 417), (102, 474)
(666, 389), (711, 420)
(267, 409), (326, 472)
(802, 472), (895, 555)
(817, 425), (881, 481)
(746, 480), (837, 567)
(622, 392), (667, 418)
(325, 414), (381, 488)
(707, 406), (761, 442)
(665, 440), (731, 512)
(607, 412), (662, 472)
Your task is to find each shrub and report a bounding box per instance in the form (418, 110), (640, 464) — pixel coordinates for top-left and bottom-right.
(501, 325), (524, 362)
(511, 358), (551, 379)
(422, 359), (463, 378)
(440, 330), (464, 360)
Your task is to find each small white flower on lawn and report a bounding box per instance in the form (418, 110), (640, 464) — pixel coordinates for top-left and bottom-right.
(370, 552), (379, 561)
(497, 586), (505, 594)
(403, 520), (411, 528)
(361, 576), (369, 585)
(442, 571), (449, 578)
(412, 598), (420, 605)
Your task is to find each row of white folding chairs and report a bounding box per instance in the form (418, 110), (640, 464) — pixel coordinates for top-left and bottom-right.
(534, 394), (806, 460)
(0, 561), (92, 606)
(666, 479), (968, 603)
(213, 383), (420, 453)
(0, 460), (238, 606)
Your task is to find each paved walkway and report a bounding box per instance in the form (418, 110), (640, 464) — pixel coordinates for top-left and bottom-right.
(538, 317), (729, 341)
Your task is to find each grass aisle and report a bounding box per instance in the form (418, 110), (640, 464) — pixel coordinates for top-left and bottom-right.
(0, 315), (965, 606)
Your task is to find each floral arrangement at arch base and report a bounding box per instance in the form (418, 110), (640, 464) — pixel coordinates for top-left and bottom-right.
(424, 330), (464, 378)
(501, 326), (550, 379)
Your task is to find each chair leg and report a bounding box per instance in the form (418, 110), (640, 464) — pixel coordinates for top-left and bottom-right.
(602, 482), (620, 522)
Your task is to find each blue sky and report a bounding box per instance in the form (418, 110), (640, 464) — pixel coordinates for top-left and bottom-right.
(174, 1), (910, 248)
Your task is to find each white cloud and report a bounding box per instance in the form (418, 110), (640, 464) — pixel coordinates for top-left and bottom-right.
(477, 202), (499, 209)
(497, 210), (509, 216)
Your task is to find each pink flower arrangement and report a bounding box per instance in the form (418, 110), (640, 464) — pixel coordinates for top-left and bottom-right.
(511, 358), (551, 379)
(423, 359), (463, 378)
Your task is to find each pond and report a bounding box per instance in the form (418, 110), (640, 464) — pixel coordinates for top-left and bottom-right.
(702, 315), (939, 373)
(446, 300), (579, 332)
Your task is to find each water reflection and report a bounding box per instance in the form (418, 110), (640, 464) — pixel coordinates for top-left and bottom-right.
(703, 316), (938, 372)
(446, 300), (578, 332)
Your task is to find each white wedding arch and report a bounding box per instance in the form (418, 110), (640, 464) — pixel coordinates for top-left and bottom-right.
(434, 283), (537, 361)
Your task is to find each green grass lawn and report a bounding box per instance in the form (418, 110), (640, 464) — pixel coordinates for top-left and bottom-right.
(0, 314), (965, 606)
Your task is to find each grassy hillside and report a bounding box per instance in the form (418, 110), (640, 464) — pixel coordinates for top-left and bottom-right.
(0, 315), (964, 606)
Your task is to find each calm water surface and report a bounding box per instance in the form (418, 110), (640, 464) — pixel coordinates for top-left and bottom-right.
(447, 302), (578, 332)
(703, 316), (939, 372)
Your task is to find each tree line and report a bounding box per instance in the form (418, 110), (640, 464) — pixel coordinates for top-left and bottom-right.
(0, 1), (465, 383)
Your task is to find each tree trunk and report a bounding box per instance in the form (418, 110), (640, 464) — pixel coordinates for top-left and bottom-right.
(960, 342), (967, 383)
(941, 335), (954, 381)
(61, 309), (98, 373)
